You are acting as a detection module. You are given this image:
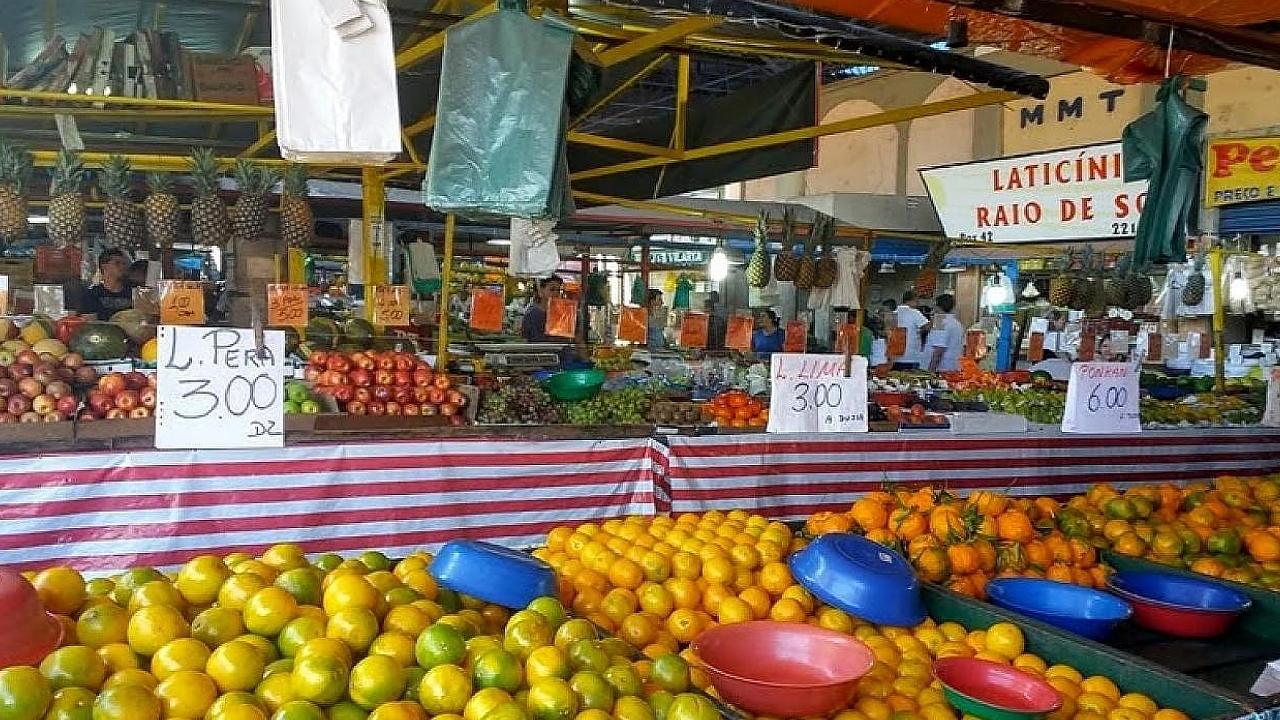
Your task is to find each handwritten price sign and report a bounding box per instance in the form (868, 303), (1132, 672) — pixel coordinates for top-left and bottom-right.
(371, 285), (412, 327)
(159, 281), (205, 325)
(1061, 361), (1140, 434)
(767, 353), (869, 434)
(155, 326), (286, 449)
(267, 284), (309, 328)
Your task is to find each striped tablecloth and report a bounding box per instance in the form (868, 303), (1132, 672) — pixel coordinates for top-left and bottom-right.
(657, 428), (1280, 520)
(0, 439), (658, 572)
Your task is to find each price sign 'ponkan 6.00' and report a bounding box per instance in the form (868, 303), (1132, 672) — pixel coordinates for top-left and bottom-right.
(155, 326), (287, 449)
(1061, 361), (1140, 434)
(767, 353), (868, 433)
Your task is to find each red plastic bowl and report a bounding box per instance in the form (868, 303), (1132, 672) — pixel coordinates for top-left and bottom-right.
(691, 621), (875, 718)
(934, 658), (1063, 717)
(1108, 587), (1240, 638)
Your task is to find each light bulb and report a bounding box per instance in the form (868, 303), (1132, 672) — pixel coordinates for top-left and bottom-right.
(707, 247), (729, 282)
(1229, 272), (1250, 304)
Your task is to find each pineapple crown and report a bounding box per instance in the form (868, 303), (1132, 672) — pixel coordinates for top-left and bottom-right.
(188, 148), (224, 195)
(282, 164), (309, 198)
(146, 172), (175, 194)
(0, 140), (33, 194)
(233, 159), (278, 197)
(781, 208), (794, 252)
(803, 214), (822, 253)
(753, 210), (769, 247)
(49, 149), (86, 196)
(100, 155), (133, 201)
(1192, 242), (1208, 269)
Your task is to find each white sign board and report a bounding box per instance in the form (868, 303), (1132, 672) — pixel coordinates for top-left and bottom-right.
(919, 142), (1149, 243)
(1263, 368), (1280, 428)
(767, 353), (868, 434)
(1061, 361), (1141, 434)
(156, 326), (287, 449)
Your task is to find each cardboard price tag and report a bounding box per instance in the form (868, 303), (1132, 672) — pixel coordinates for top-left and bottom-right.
(370, 285), (412, 326)
(469, 288), (504, 333)
(726, 314), (753, 351)
(159, 281), (205, 325)
(888, 327), (907, 358)
(266, 284), (308, 328)
(1028, 332), (1045, 362)
(964, 329), (986, 360)
(766, 353), (868, 434)
(783, 320), (807, 353)
(617, 306), (647, 344)
(155, 326), (286, 449)
(1061, 361), (1141, 434)
(679, 312), (709, 349)
(0, 275), (8, 315)
(1078, 331), (1096, 361)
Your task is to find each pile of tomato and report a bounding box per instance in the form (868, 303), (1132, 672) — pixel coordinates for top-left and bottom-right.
(700, 390), (766, 429)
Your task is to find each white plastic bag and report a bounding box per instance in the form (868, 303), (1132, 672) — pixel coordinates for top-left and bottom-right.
(509, 218), (561, 277)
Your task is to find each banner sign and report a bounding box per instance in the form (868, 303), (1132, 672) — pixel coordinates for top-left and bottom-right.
(1205, 137), (1280, 207)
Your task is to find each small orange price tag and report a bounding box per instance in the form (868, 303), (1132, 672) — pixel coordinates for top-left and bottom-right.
(1029, 332), (1045, 362)
(159, 280), (205, 325)
(725, 313), (753, 351)
(679, 312), (709, 349)
(783, 320), (807, 353)
(267, 284), (309, 329)
(617, 306), (648, 344)
(371, 285), (412, 327)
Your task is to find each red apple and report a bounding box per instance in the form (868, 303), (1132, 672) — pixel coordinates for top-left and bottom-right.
(434, 374), (452, 390)
(439, 402), (459, 417)
(124, 372), (148, 390)
(449, 414), (467, 426)
(19, 411), (40, 423)
(326, 355), (351, 373)
(74, 365), (98, 386)
(385, 401), (402, 416)
(76, 411), (95, 422)
(374, 370), (394, 387)
(139, 388), (157, 410)
(45, 380), (72, 399)
(105, 408), (127, 420)
(310, 350), (330, 368)
(98, 373), (126, 396)
(354, 387), (372, 404)
(393, 370), (411, 387)
(392, 387), (412, 404)
(32, 368), (57, 386)
(394, 355), (415, 372)
(377, 356), (396, 371)
(352, 352), (375, 371)
(372, 385), (392, 402)
(412, 369), (432, 387)
(5, 395), (29, 415)
(428, 388), (445, 405)
(412, 386), (432, 403)
(8, 364), (31, 380)
(61, 352), (84, 369)
(445, 389), (465, 406)
(129, 407), (151, 419)
(367, 400), (386, 416)
(346, 400), (368, 415)
(420, 403), (438, 416)
(31, 393), (55, 416)
(18, 378), (43, 399)
(15, 350), (38, 366)
(0, 378), (16, 396)
(42, 411), (64, 423)
(332, 386), (354, 403)
(415, 361), (432, 372)
(402, 403), (420, 416)
(115, 390), (140, 411)
(303, 366), (322, 383)
(55, 394), (78, 416)
(87, 391), (112, 416)
(349, 368), (372, 387)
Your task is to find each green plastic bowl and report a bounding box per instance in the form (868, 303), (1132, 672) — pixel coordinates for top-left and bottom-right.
(543, 369), (606, 401)
(934, 658), (1062, 720)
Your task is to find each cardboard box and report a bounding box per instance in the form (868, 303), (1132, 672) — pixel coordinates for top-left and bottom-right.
(188, 54), (259, 105)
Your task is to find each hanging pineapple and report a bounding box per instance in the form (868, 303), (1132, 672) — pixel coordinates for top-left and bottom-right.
(47, 149), (87, 248)
(1105, 254), (1129, 308)
(1124, 262), (1154, 310)
(1068, 246), (1096, 311)
(230, 159), (277, 243)
(1182, 244), (1208, 306)
(913, 237), (950, 300)
(1079, 247), (1107, 315)
(746, 210), (771, 288)
(188, 148), (230, 248)
(144, 173), (180, 252)
(100, 155), (143, 250)
(773, 208), (799, 282)
(794, 215), (819, 291)
(1048, 248), (1075, 308)
(814, 215), (838, 289)
(0, 141), (33, 244)
(280, 164), (314, 249)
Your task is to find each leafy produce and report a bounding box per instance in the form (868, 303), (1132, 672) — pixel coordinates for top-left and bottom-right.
(564, 388), (651, 426)
(477, 376), (562, 425)
(308, 350), (467, 422)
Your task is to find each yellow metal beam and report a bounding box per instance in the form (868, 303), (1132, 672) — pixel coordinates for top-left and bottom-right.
(28, 150), (424, 173)
(569, 53), (669, 130)
(396, 2), (497, 71)
(571, 89), (1018, 182)
(596, 16), (721, 67)
(401, 130), (424, 166)
(362, 167), (386, 300)
(566, 132), (680, 158)
(404, 113), (437, 138)
(0, 89), (273, 114)
(239, 130), (277, 158)
(437, 213), (456, 366)
(673, 54), (690, 152)
(0, 107), (265, 121)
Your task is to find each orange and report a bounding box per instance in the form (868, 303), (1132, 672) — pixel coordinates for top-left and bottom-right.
(526, 646), (570, 682)
(418, 664), (473, 716)
(155, 669), (218, 719)
(92, 682), (161, 720)
(327, 607), (380, 654)
(219, 574), (269, 611)
(150, 637), (211, 680)
(103, 668), (158, 691)
(599, 589), (638, 625)
(758, 562), (793, 596)
(767, 597), (807, 623)
(270, 700), (325, 720)
(368, 632), (416, 668)
(347, 654), (406, 710)
(569, 671), (614, 711)
(243, 587), (299, 637)
(666, 692), (720, 720)
(76, 602), (130, 649)
(618, 613), (660, 648)
(127, 580), (185, 613)
(32, 567), (86, 615)
(737, 587), (771, 620)
(526, 677), (579, 720)
(367, 701), (429, 720)
(260, 544), (308, 572)
(323, 575), (382, 616)
(1081, 676), (1121, 702)
(175, 555), (232, 606)
(984, 623), (1025, 661)
(191, 607), (246, 649)
(636, 584), (675, 619)
(699, 583), (733, 616)
(253, 671), (296, 712)
(664, 579), (701, 611)
(669, 553), (701, 581)
(39, 645), (107, 692)
(700, 556), (734, 586)
(665, 609), (702, 644)
(46, 686), (95, 720)
(97, 643), (140, 674)
(206, 639), (267, 693)
(127, 605), (191, 657)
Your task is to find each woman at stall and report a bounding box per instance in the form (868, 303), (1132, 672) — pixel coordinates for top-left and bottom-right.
(520, 276), (564, 343)
(752, 309), (785, 357)
(646, 289), (667, 349)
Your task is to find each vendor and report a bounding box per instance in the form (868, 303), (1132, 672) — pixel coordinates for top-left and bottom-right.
(888, 291), (929, 370)
(752, 309), (785, 356)
(520, 275), (564, 343)
(925, 293), (964, 373)
(647, 289), (667, 349)
(82, 249), (135, 320)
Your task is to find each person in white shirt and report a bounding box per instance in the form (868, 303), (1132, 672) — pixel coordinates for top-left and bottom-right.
(926, 293), (965, 373)
(889, 291), (929, 370)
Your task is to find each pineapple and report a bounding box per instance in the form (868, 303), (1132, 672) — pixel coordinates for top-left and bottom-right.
(100, 155), (143, 250)
(914, 237), (951, 300)
(0, 141), (33, 244)
(47, 149), (87, 247)
(188, 148), (230, 248)
(144, 172), (180, 252)
(746, 210), (770, 288)
(1125, 263), (1154, 310)
(1104, 255), (1128, 309)
(1182, 244), (1208, 306)
(814, 215), (837, 289)
(1048, 249), (1075, 307)
(230, 159), (277, 243)
(773, 208), (799, 282)
(280, 164), (313, 249)
(794, 215), (818, 290)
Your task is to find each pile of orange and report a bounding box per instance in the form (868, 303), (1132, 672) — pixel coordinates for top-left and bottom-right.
(1060, 475), (1280, 590)
(804, 486), (1107, 599)
(11, 546), (714, 720)
(700, 390), (766, 429)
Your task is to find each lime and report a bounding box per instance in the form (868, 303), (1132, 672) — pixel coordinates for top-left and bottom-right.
(568, 671), (614, 711)
(207, 639), (267, 693)
(526, 597), (567, 629)
(418, 664), (472, 715)
(472, 649), (523, 692)
(276, 568), (325, 607)
(45, 687), (94, 720)
(40, 645), (107, 691)
(650, 655), (690, 693)
(76, 603), (130, 649)
(271, 700), (324, 720)
(327, 701), (369, 720)
(92, 683), (161, 720)
(193, 607), (247, 648)
(155, 669), (218, 719)
(278, 616), (327, 658)
(525, 677), (578, 720)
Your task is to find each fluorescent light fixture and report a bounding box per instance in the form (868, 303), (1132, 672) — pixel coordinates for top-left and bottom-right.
(1229, 272), (1250, 304)
(707, 247), (729, 282)
(879, 262), (895, 274)
(27, 216), (49, 225)
(939, 265), (965, 274)
(487, 239), (511, 246)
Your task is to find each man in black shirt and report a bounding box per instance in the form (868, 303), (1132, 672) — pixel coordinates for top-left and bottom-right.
(82, 249), (135, 320)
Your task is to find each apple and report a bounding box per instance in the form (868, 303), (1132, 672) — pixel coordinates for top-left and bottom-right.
(445, 389), (465, 406)
(15, 350), (38, 366)
(394, 355), (415, 372)
(392, 387), (412, 404)
(374, 370), (394, 387)
(393, 370), (411, 387)
(310, 350), (331, 368)
(412, 368), (433, 387)
(0, 378), (15, 397)
(31, 394), (56, 416)
(349, 368), (372, 387)
(55, 395), (78, 417)
(74, 365), (98, 386)
(415, 361), (432, 372)
(367, 400), (386, 416)
(0, 350), (14, 367)
(346, 400), (367, 415)
(351, 352), (375, 371)
(402, 403), (420, 416)
(105, 408), (127, 420)
(332, 385), (354, 403)
(18, 378), (43, 399)
(115, 390), (140, 411)
(32, 370), (57, 388)
(124, 372), (148, 390)
(372, 385), (392, 402)
(450, 414), (466, 426)
(385, 401), (402, 416)
(354, 387), (372, 404)
(303, 366), (322, 383)
(98, 373), (126, 396)
(428, 387), (445, 405)
(377, 356), (395, 372)
(412, 386), (432, 403)
(326, 355), (351, 373)
(8, 364), (31, 380)
(45, 380), (72, 399)
(61, 352), (84, 369)
(139, 388), (157, 410)
(87, 391), (113, 416)
(56, 367), (74, 382)
(147, 374), (157, 389)
(420, 403), (438, 416)
(76, 411), (96, 422)
(439, 402), (459, 417)
(434, 374), (452, 390)
(6, 395), (29, 415)
(42, 411), (65, 423)
(129, 407), (152, 419)
(19, 411), (40, 423)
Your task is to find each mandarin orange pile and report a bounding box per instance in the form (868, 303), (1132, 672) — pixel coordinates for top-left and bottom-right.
(7, 546), (711, 720)
(805, 487), (1106, 599)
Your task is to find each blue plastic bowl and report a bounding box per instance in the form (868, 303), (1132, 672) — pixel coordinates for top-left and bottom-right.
(1108, 571), (1252, 613)
(986, 578), (1132, 640)
(430, 540), (557, 609)
(789, 533), (925, 626)
(1146, 386), (1185, 401)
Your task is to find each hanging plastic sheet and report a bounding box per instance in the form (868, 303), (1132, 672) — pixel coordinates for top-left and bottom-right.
(271, 0), (401, 164)
(509, 218), (561, 277)
(424, 6), (575, 218)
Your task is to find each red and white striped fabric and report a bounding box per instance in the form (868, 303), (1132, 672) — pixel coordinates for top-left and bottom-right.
(661, 429), (1280, 520)
(0, 438), (658, 573)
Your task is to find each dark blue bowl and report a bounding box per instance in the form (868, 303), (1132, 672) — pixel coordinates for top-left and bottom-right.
(430, 540), (557, 609)
(1108, 571), (1252, 613)
(986, 578), (1132, 640)
(789, 533), (925, 627)
(1146, 386), (1185, 400)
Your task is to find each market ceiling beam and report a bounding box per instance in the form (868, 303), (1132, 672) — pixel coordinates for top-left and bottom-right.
(672, 54), (691, 152)
(596, 16), (723, 67)
(239, 130), (278, 158)
(25, 150), (425, 173)
(565, 132), (681, 158)
(0, 107), (266, 121)
(396, 2), (497, 71)
(404, 114), (437, 139)
(568, 53), (670, 130)
(0, 89), (273, 115)
(571, 88), (1018, 181)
